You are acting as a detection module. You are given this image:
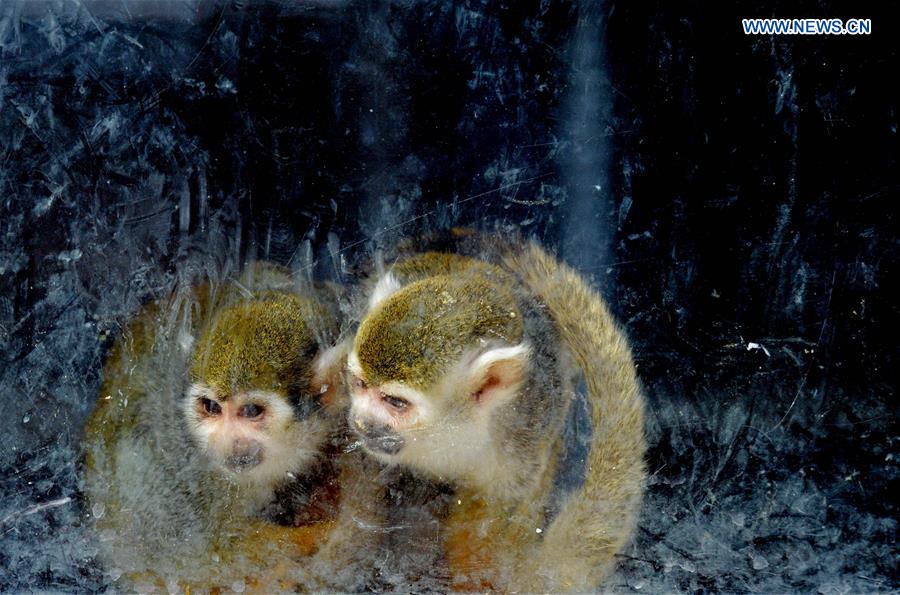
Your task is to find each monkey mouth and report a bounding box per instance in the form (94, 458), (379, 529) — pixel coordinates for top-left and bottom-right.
(350, 416), (406, 455)
(359, 433), (405, 456)
(224, 449), (264, 472)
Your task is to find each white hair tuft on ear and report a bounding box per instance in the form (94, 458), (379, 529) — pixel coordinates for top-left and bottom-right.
(368, 273), (403, 310)
(471, 343), (532, 373)
(468, 342), (532, 408)
(312, 340), (350, 387)
(177, 329), (195, 354)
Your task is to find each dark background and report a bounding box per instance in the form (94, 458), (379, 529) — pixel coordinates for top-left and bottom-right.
(0, 0), (896, 591)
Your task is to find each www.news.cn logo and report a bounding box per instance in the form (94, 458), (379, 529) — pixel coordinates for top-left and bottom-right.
(742, 18), (872, 35)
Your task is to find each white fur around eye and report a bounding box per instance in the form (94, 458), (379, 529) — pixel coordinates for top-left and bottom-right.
(182, 383), (217, 449)
(244, 390), (294, 424)
(182, 384), (328, 499)
(379, 382), (429, 414)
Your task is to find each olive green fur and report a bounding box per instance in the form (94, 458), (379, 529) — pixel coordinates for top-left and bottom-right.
(355, 253), (524, 389)
(191, 292), (328, 400)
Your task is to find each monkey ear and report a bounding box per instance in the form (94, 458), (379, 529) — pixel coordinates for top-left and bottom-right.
(368, 273), (403, 311)
(466, 343), (531, 409)
(177, 328), (195, 354)
(312, 339), (352, 408)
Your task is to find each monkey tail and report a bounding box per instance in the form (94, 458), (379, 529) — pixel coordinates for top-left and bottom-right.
(503, 242), (646, 591)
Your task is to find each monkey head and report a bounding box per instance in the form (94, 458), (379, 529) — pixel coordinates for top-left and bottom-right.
(184, 293), (341, 489)
(347, 265), (531, 483)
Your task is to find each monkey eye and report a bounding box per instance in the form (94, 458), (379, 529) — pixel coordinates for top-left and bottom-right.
(381, 393), (410, 411)
(351, 376), (368, 391)
(239, 403), (265, 419)
(200, 397), (222, 416)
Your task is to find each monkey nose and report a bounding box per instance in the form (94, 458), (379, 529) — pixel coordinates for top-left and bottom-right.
(225, 440), (264, 472)
(352, 417), (381, 438)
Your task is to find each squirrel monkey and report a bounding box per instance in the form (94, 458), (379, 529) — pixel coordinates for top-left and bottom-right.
(347, 237), (646, 591)
(81, 263), (366, 592)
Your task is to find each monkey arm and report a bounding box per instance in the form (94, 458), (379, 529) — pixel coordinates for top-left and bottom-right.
(296, 451), (394, 592)
(443, 438), (565, 591)
(208, 451), (391, 593)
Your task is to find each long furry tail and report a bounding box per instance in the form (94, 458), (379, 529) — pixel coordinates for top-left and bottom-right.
(503, 242), (647, 592)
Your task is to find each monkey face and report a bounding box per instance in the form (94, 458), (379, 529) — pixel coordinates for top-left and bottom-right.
(183, 383), (329, 487)
(345, 344), (531, 482)
(345, 374), (418, 458)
